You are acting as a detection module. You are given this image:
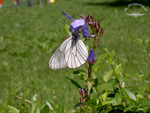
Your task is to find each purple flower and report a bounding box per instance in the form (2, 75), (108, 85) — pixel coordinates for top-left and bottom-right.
(62, 11), (95, 38)
(87, 49), (95, 65)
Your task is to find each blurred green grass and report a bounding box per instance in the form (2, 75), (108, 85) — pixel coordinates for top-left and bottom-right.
(0, 0), (150, 109)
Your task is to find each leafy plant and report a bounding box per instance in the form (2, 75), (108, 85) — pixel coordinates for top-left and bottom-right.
(2, 8), (150, 113)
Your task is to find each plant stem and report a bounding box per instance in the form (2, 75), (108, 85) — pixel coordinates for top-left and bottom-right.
(88, 65), (92, 78)
(93, 37), (96, 51)
(15, 95), (32, 104)
(93, 87), (102, 104)
(109, 62), (123, 94)
(108, 56), (128, 106)
(85, 31), (97, 112)
(86, 101), (88, 113)
(133, 99), (142, 112)
(84, 86), (88, 113)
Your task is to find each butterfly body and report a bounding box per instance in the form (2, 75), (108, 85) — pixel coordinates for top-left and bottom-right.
(49, 31), (88, 70)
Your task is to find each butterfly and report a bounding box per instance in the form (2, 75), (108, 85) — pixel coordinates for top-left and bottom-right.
(49, 30), (88, 70)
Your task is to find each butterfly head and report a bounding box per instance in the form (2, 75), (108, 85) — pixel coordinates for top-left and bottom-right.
(70, 29), (81, 39)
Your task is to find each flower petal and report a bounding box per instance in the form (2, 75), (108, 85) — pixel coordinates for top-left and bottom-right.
(62, 10), (75, 21)
(82, 22), (95, 38)
(69, 19), (85, 31)
(88, 49), (95, 63)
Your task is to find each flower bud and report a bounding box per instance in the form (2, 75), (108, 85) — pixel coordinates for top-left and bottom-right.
(99, 28), (105, 36)
(85, 15), (94, 25)
(80, 98), (84, 103)
(93, 22), (100, 33)
(79, 88), (86, 98)
(87, 49), (95, 65)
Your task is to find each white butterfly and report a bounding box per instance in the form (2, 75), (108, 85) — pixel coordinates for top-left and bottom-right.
(49, 31), (88, 70)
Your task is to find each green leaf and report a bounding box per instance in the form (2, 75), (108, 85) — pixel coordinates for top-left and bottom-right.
(122, 88), (136, 101)
(115, 64), (122, 76)
(7, 105), (19, 113)
(23, 89), (29, 98)
(110, 49), (115, 58)
(115, 93), (122, 105)
(66, 76), (82, 88)
(97, 83), (113, 91)
(91, 72), (97, 79)
(71, 70), (87, 75)
(102, 100), (112, 106)
(136, 38), (143, 44)
(111, 98), (118, 106)
(31, 101), (39, 113)
(93, 78), (98, 87)
(96, 63), (106, 72)
(58, 101), (65, 113)
(139, 85), (146, 96)
(130, 35), (135, 41)
(88, 99), (97, 105)
(86, 45), (89, 51)
(93, 53), (107, 71)
(141, 100), (150, 107)
(146, 39), (150, 46)
(66, 107), (75, 113)
(103, 69), (113, 82)
(64, 24), (70, 35)
(103, 48), (109, 52)
(74, 103), (82, 108)
(136, 94), (143, 100)
(32, 94), (38, 102)
(19, 107), (26, 113)
(122, 96), (137, 105)
(69, 70), (87, 81)
(102, 91), (107, 101)
(84, 80), (95, 95)
(40, 105), (50, 113)
(46, 98), (57, 112)
(107, 57), (114, 65)
(146, 108), (150, 113)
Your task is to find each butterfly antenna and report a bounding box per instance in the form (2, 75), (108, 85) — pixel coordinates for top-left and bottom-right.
(137, 10), (142, 14)
(129, 10), (134, 14)
(60, 17), (66, 26)
(75, 30), (81, 33)
(63, 18), (67, 24)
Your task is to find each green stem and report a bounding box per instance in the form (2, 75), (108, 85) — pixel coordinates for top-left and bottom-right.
(84, 86), (88, 113)
(85, 33), (97, 112)
(88, 65), (92, 78)
(93, 87), (102, 104)
(107, 52), (123, 93)
(86, 101), (88, 113)
(95, 71), (105, 83)
(133, 99), (142, 112)
(110, 63), (122, 91)
(93, 37), (97, 51)
(15, 95), (32, 104)
(108, 54), (128, 106)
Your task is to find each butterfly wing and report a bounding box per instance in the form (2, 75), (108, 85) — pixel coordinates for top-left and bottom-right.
(64, 36), (88, 69)
(49, 36), (71, 70)
(49, 32), (88, 70)
(137, 13), (145, 16)
(126, 14), (134, 16)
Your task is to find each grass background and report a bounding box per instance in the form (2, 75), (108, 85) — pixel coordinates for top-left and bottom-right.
(0, 0), (150, 110)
